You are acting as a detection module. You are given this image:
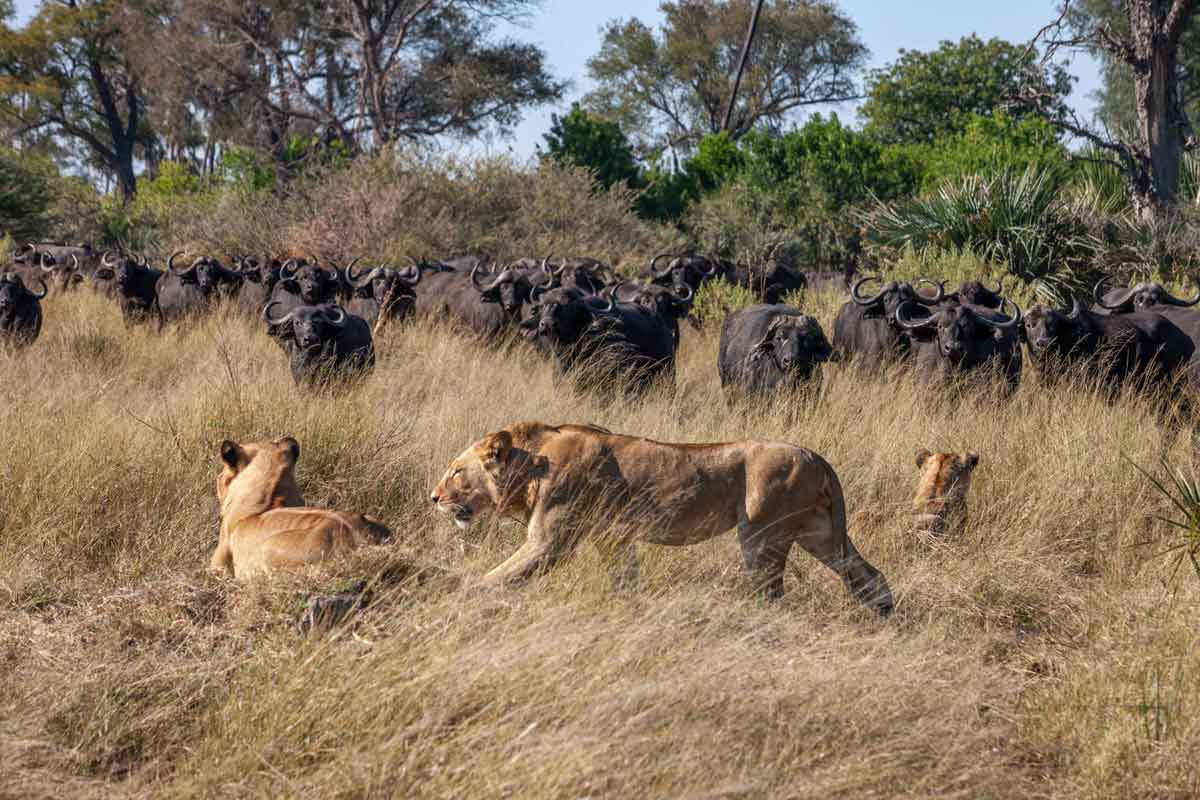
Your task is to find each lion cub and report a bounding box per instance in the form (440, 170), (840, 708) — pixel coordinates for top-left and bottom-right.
(912, 449), (980, 540)
(209, 437), (392, 578)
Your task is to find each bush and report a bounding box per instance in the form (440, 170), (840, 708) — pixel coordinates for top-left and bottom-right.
(0, 146), (56, 242)
(904, 113), (1069, 191)
(867, 166), (1099, 303)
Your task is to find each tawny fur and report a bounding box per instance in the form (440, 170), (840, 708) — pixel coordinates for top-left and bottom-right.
(431, 421), (893, 615)
(209, 437), (392, 578)
(912, 448), (980, 538)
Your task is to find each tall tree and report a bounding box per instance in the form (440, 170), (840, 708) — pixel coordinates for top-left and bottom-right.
(1068, 0), (1200, 135)
(585, 0), (866, 158)
(168, 0), (562, 157)
(1021, 1), (1200, 223)
(0, 1), (150, 200)
(860, 35), (1074, 145)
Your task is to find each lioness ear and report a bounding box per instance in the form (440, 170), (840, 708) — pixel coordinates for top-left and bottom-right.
(915, 448), (932, 469)
(220, 440), (243, 470)
(964, 451), (980, 469)
(481, 430), (513, 470)
(277, 437), (300, 464)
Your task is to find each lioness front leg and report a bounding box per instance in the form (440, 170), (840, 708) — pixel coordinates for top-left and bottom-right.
(479, 511), (577, 588)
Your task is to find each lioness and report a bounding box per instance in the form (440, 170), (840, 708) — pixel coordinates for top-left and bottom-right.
(912, 448), (980, 539)
(431, 421), (893, 615)
(210, 437), (392, 578)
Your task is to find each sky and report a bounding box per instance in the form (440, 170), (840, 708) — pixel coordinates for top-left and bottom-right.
(12, 0), (1104, 160)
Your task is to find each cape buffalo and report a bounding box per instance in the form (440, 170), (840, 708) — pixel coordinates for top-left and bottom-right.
(231, 256), (282, 316)
(605, 280), (693, 347)
(521, 287), (676, 394)
(718, 304), (835, 398)
(896, 298), (1024, 390)
(0, 273), (46, 347)
(647, 253), (727, 294)
(412, 264), (512, 339)
(265, 258), (344, 338)
(470, 261), (549, 322)
(93, 252), (162, 325)
(1092, 276), (1200, 315)
(541, 256), (614, 294)
(264, 302), (374, 389)
(345, 262), (422, 327)
(1023, 299), (1194, 392)
(156, 253), (243, 324)
(14, 243), (94, 289)
(832, 275), (945, 363)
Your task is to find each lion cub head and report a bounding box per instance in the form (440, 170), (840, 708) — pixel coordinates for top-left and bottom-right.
(217, 436), (306, 513)
(912, 448), (979, 538)
(431, 430), (515, 529)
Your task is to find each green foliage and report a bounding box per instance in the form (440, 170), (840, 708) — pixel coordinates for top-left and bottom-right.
(686, 115), (920, 271)
(540, 103), (642, 192)
(861, 35), (1073, 145)
(1127, 456), (1200, 591)
(904, 113), (1070, 191)
(689, 277), (759, 328)
(217, 147), (276, 194)
(867, 167), (1099, 303)
(687, 132), (744, 192)
(585, 0), (866, 156)
(0, 147), (55, 241)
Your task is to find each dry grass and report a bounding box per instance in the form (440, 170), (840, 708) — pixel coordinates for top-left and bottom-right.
(1, 286), (1198, 799)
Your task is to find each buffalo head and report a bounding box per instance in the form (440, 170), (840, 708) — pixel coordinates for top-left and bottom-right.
(748, 314), (835, 378)
(279, 258), (341, 304)
(897, 298), (1022, 365)
(1093, 276), (1200, 312)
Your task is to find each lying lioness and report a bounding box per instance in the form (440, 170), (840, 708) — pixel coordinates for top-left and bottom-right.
(431, 421), (893, 615)
(210, 436), (392, 578)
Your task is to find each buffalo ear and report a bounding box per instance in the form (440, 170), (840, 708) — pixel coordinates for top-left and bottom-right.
(220, 440), (243, 470)
(915, 448), (932, 469)
(964, 450), (980, 469)
(480, 430), (513, 471)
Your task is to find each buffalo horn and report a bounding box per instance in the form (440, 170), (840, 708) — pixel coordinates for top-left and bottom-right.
(851, 275), (886, 306)
(29, 277), (48, 299)
(1162, 277), (1200, 307)
(894, 300), (937, 329)
(1093, 276), (1136, 310)
(975, 298), (1022, 329)
(648, 253), (676, 279)
(584, 295), (615, 314)
(262, 301), (292, 325)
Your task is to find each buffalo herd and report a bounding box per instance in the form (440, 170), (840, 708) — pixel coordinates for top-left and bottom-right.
(3, 241), (1200, 406)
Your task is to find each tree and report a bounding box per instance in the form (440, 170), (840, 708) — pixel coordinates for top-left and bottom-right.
(585, 0), (866, 158)
(1021, 1), (1200, 223)
(0, 147), (54, 240)
(1068, 0), (1200, 135)
(0, 1), (150, 200)
(540, 103), (642, 191)
(169, 0), (563, 158)
(860, 35), (1074, 145)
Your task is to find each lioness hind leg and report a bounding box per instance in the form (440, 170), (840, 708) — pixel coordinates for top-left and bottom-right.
(737, 521), (791, 599)
(793, 510), (894, 617)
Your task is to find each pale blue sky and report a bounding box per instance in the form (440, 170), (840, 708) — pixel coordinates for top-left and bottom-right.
(13, 0), (1103, 159)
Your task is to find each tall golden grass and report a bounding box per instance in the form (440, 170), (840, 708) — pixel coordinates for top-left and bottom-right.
(0, 286), (1198, 798)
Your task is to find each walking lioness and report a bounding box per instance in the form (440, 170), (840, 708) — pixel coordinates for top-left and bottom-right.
(210, 436), (392, 578)
(431, 421), (893, 615)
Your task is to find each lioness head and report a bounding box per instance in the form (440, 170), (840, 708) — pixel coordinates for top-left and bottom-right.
(217, 436), (305, 510)
(431, 430), (514, 529)
(912, 448), (980, 536)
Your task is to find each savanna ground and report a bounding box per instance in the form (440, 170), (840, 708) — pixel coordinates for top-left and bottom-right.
(1, 278), (1198, 799)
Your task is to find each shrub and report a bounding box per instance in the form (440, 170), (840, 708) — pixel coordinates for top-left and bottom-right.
(867, 166), (1099, 304)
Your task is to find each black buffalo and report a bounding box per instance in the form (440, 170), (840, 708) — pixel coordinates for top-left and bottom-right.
(521, 287), (676, 394)
(345, 262), (422, 327)
(8, 250), (80, 292)
(942, 279), (1006, 310)
(718, 304), (835, 398)
(264, 302), (374, 389)
(0, 273), (46, 347)
(156, 253), (243, 324)
(470, 261), (548, 322)
(896, 298), (1024, 390)
(832, 275), (946, 362)
(541, 256), (614, 294)
(647, 252), (726, 294)
(412, 265), (512, 339)
(264, 258), (344, 338)
(1023, 299), (1194, 392)
(605, 280), (693, 347)
(14, 243), (95, 289)
(231, 256), (282, 316)
(93, 252), (163, 325)
(1092, 276), (1200, 315)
